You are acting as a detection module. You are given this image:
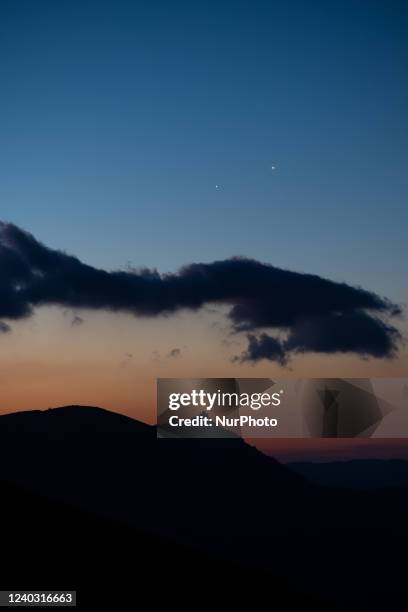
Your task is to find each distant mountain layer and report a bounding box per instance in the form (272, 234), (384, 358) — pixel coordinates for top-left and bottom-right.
(290, 459), (408, 489)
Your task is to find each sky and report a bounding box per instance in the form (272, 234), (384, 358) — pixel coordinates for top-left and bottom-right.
(0, 0), (407, 429)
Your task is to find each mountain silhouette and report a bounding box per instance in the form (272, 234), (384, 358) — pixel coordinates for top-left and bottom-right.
(1, 405), (408, 611)
(0, 405), (308, 534)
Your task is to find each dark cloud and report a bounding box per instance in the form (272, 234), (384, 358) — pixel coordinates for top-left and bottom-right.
(239, 312), (400, 364)
(285, 312), (400, 359)
(0, 222), (402, 364)
(237, 333), (288, 366)
(168, 348), (181, 358)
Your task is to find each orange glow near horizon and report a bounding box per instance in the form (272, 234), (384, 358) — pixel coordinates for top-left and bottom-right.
(1, 306), (407, 439)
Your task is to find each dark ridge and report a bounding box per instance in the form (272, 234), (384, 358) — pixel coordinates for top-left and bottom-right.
(289, 458), (408, 489)
(0, 404), (154, 434)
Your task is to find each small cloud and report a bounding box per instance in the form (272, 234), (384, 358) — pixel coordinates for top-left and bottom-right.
(71, 315), (84, 327)
(119, 352), (134, 368)
(0, 321), (11, 334)
(168, 348), (181, 359)
(221, 336), (240, 348)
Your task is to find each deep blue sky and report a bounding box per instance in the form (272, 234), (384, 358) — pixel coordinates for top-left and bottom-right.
(0, 0), (407, 304)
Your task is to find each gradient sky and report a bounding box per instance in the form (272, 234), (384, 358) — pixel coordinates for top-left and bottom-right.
(0, 1), (407, 425)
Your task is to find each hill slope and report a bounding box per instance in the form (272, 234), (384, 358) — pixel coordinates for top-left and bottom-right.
(1, 405), (408, 611)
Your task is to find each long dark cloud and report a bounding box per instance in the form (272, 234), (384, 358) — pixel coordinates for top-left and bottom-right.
(0, 222), (402, 363)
